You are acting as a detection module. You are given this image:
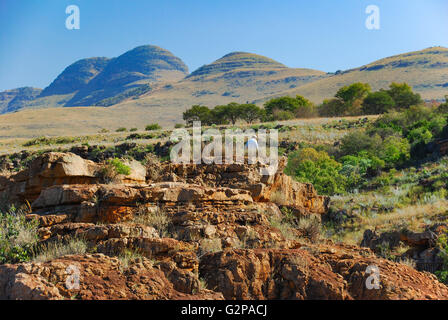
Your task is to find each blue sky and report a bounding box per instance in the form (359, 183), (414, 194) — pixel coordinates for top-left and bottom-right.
(0, 0), (447, 91)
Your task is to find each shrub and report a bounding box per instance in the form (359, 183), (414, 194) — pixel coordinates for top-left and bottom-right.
(98, 158), (131, 183)
(264, 96), (300, 115)
(116, 127), (127, 132)
(33, 238), (88, 263)
(0, 206), (38, 264)
(285, 148), (346, 195)
(340, 132), (382, 156)
(133, 206), (170, 237)
(130, 128), (138, 132)
(377, 136), (411, 167)
(436, 233), (448, 284)
(145, 123), (162, 131)
(335, 83), (371, 107)
(271, 109), (295, 121)
(118, 249), (147, 272)
(387, 82), (422, 110)
(238, 104), (264, 123)
(296, 215), (322, 243)
(174, 123), (185, 128)
(340, 152), (385, 189)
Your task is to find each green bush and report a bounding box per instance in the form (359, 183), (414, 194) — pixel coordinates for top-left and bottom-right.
(0, 206), (39, 264)
(285, 148), (346, 195)
(116, 127), (127, 132)
(377, 136), (410, 167)
(145, 124), (162, 131)
(362, 91), (395, 115)
(340, 152), (385, 189)
(340, 132), (382, 156)
(318, 98), (347, 117)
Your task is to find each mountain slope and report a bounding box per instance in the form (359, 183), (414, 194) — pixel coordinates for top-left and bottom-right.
(40, 57), (110, 97)
(0, 87), (42, 114)
(261, 47), (448, 103)
(119, 51), (327, 118)
(66, 45), (189, 106)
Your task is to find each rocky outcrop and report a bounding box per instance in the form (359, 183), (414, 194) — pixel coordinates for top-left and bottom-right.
(361, 225), (448, 273)
(155, 159), (329, 215)
(1, 152), (448, 300)
(0, 152), (146, 204)
(200, 245), (448, 300)
(0, 254), (222, 300)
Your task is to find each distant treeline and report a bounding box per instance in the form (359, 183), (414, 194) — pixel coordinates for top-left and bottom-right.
(183, 82), (431, 126)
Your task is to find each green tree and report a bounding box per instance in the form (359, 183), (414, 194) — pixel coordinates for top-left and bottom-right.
(362, 90), (396, 115)
(264, 96), (299, 116)
(183, 105), (212, 126)
(387, 82), (422, 109)
(294, 95), (315, 118)
(239, 104), (263, 123)
(317, 98), (346, 117)
(335, 83), (371, 106)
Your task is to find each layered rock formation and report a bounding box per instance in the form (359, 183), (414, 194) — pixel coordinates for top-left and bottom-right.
(0, 152), (447, 300)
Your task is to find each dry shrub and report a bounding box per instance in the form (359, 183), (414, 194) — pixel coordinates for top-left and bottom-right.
(144, 153), (162, 181)
(133, 205), (170, 237)
(34, 238), (88, 263)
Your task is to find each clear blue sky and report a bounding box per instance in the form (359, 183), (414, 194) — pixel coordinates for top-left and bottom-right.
(0, 0), (447, 91)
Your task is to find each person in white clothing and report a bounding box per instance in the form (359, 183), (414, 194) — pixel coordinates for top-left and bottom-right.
(247, 135), (259, 150)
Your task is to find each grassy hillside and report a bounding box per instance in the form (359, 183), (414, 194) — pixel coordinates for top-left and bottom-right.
(260, 47), (448, 104)
(117, 51), (327, 117)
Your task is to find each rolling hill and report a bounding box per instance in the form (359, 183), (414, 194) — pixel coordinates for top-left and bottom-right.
(257, 47), (448, 104)
(0, 46), (448, 138)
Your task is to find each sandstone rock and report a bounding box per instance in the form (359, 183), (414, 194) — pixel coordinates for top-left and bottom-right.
(200, 245), (448, 300)
(0, 152), (99, 203)
(0, 254), (223, 300)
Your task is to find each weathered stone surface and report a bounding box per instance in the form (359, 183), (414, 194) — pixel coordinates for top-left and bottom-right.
(0, 152), (100, 203)
(0, 254), (223, 300)
(155, 159), (329, 214)
(2, 152), (447, 300)
(200, 245), (448, 300)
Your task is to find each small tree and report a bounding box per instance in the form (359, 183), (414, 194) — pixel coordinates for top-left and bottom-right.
(387, 82), (422, 109)
(264, 96), (299, 116)
(239, 104), (263, 123)
(227, 103), (242, 125)
(317, 98), (346, 117)
(362, 91), (396, 115)
(295, 95), (315, 118)
(335, 83), (371, 106)
(183, 105), (212, 126)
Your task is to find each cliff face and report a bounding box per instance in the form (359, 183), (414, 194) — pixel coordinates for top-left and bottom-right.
(0, 152), (447, 300)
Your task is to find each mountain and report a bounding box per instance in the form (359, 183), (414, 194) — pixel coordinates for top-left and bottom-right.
(0, 87), (42, 114)
(119, 51), (327, 122)
(66, 45), (189, 106)
(40, 57), (110, 97)
(259, 47), (448, 104)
